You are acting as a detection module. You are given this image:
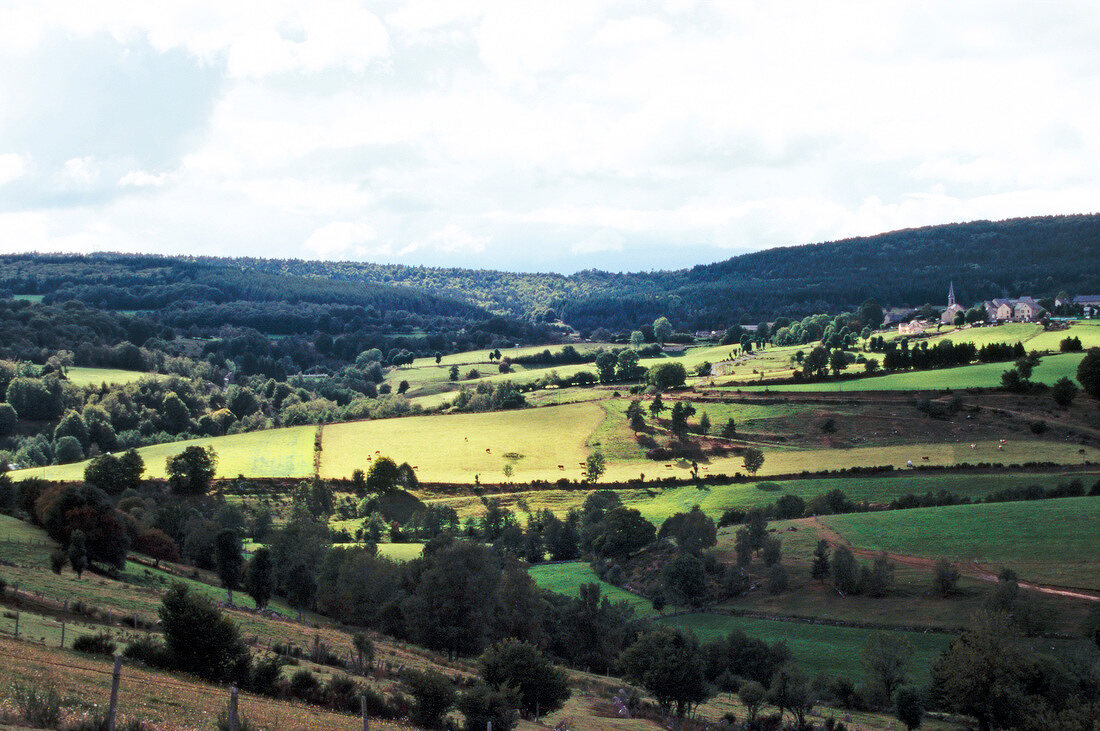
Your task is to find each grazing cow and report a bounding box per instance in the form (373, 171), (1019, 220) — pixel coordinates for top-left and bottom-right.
(412, 466), (418, 470)
(970, 444), (977, 449)
(907, 460), (913, 468)
(922, 456), (929, 461)
(486, 448), (491, 453)
(558, 465), (564, 470)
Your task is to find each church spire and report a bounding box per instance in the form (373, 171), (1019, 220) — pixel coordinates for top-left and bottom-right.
(948, 281), (956, 307)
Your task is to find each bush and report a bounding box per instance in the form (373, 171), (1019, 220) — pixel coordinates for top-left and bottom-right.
(457, 682), (520, 731)
(289, 669), (321, 702)
(72, 632), (116, 656)
(404, 668), (457, 728)
(123, 636), (172, 669)
(245, 656), (286, 696)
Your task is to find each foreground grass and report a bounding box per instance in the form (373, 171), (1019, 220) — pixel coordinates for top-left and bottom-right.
(0, 637), (411, 730)
(822, 496), (1100, 590)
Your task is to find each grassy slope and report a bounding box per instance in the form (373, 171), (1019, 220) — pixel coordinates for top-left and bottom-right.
(622, 471), (1100, 524)
(9, 426), (318, 482)
(658, 612), (951, 682)
(738, 351), (1086, 392)
(528, 562), (657, 617)
(822, 496), (1100, 589)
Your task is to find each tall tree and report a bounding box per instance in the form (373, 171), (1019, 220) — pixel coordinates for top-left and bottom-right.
(214, 529), (244, 604)
(67, 528), (88, 578)
(653, 317), (673, 344)
(245, 547), (275, 609)
(618, 629), (712, 718)
(166, 446), (217, 495)
(862, 632), (914, 701)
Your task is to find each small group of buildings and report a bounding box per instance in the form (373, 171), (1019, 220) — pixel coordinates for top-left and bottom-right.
(895, 283), (1098, 336)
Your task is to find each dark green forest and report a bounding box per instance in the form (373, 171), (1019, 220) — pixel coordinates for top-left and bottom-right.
(2, 214), (1098, 339)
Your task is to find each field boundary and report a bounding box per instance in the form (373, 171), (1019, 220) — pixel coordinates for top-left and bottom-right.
(809, 517), (1100, 603)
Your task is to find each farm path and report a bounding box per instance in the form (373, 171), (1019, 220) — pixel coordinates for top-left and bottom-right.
(804, 517), (1100, 603)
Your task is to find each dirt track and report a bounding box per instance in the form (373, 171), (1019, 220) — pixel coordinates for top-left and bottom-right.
(805, 517), (1100, 603)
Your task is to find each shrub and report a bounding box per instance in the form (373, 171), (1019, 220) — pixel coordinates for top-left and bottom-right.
(289, 669), (321, 702)
(123, 636), (172, 669)
(72, 632), (116, 656)
(404, 668), (457, 728)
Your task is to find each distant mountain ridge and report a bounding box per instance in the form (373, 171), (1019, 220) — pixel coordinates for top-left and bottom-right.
(272, 214), (1100, 330)
(2, 214), (1098, 332)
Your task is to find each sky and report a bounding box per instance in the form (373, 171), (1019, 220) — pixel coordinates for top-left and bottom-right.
(0, 1), (1098, 273)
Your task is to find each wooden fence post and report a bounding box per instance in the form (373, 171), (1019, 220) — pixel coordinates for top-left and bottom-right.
(60, 621), (65, 648)
(107, 655), (122, 731)
(360, 694), (369, 731)
(228, 685), (239, 731)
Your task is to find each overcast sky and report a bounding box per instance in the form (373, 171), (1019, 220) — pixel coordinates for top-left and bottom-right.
(1, 1), (1098, 273)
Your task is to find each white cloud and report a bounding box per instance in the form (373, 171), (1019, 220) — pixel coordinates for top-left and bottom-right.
(58, 157), (100, 188)
(421, 224), (487, 254)
(0, 1), (1098, 271)
(0, 153), (28, 185)
(305, 221), (379, 257)
(118, 170), (169, 188)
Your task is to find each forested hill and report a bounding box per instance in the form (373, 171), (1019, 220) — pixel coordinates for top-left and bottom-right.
(2, 214), (1098, 333)
(243, 214), (1100, 331)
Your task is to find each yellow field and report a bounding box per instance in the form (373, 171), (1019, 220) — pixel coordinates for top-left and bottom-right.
(9, 426), (317, 482)
(64, 367), (166, 387)
(319, 402), (605, 482)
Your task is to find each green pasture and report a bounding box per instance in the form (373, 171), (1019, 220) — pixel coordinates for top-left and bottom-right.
(1027, 320), (1100, 350)
(9, 426), (317, 481)
(319, 402), (604, 482)
(736, 352), (1086, 393)
(378, 543), (424, 561)
(64, 367), (165, 387)
(822, 496), (1100, 589)
(922, 320), (1100, 352)
(928, 322), (1041, 348)
(658, 612), (951, 681)
(622, 471), (1100, 525)
(527, 561), (657, 617)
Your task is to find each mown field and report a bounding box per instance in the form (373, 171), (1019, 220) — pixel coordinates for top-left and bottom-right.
(737, 351), (1086, 392)
(319, 402), (605, 482)
(10, 426), (318, 482)
(64, 367), (165, 387)
(822, 496), (1100, 590)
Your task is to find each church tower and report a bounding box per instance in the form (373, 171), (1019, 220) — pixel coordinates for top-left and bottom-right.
(948, 281), (956, 307)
